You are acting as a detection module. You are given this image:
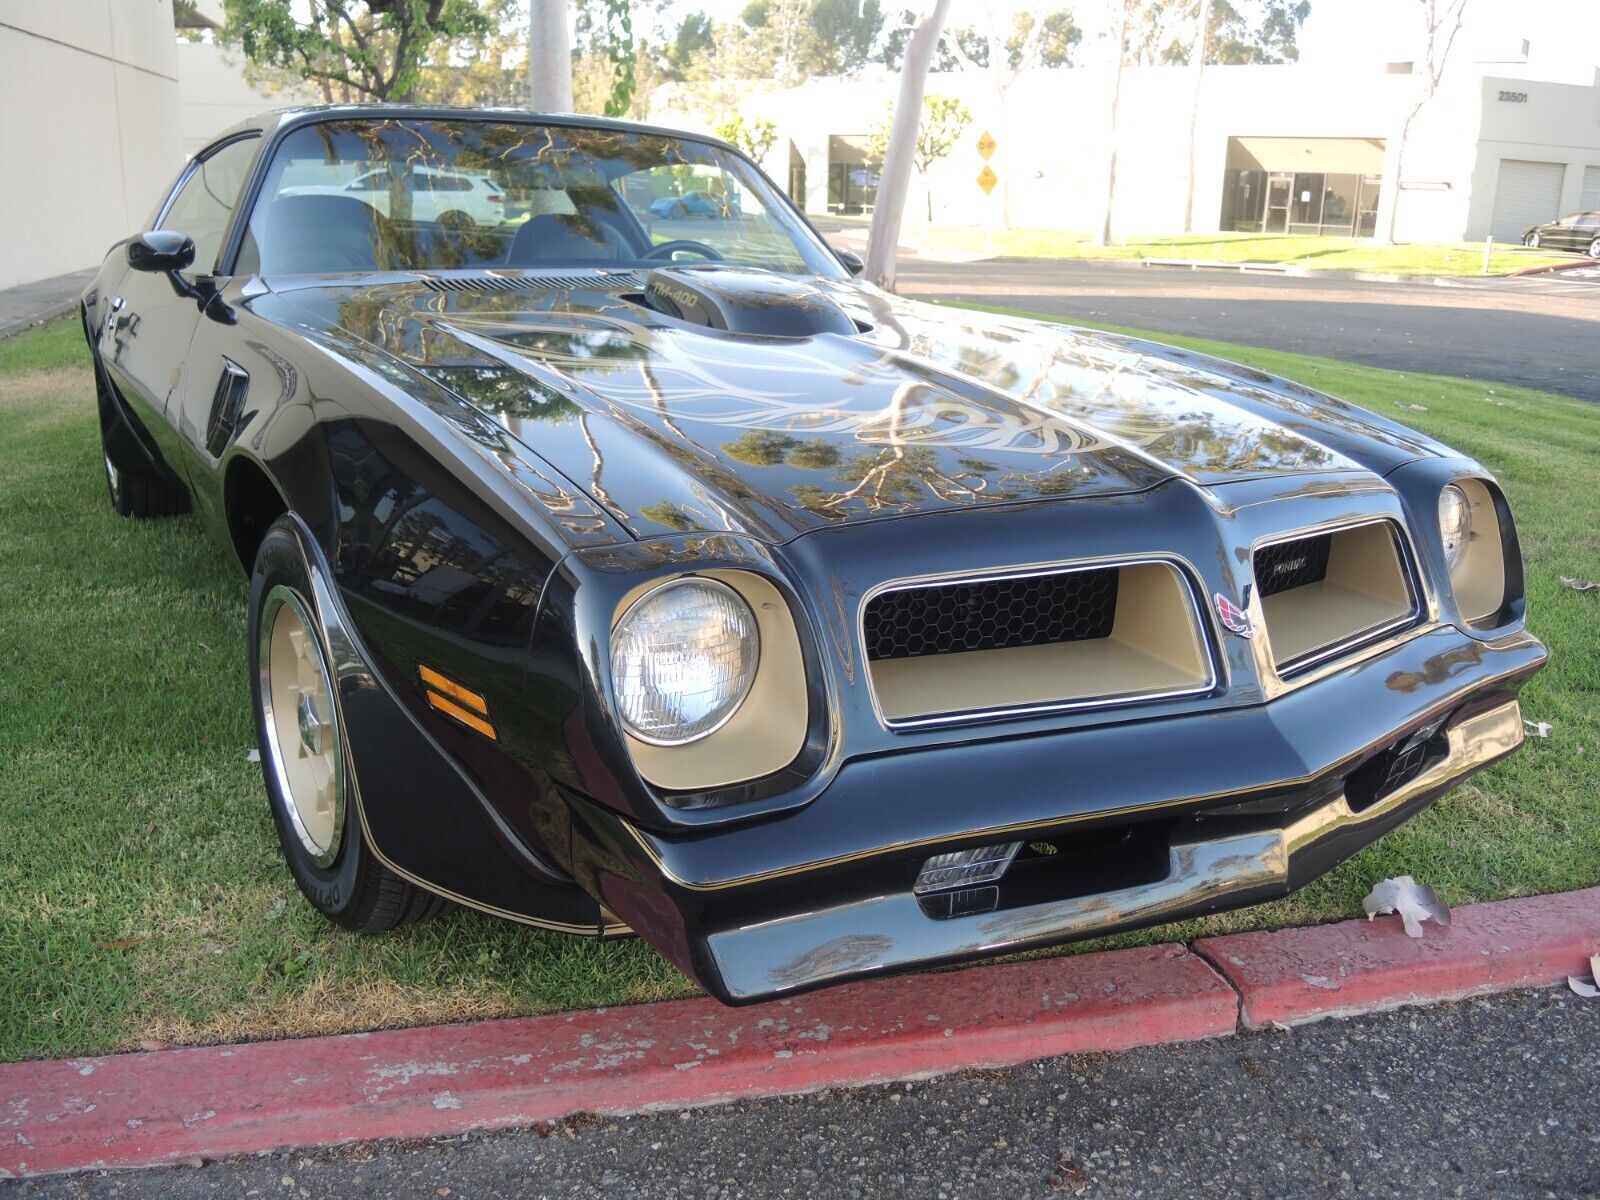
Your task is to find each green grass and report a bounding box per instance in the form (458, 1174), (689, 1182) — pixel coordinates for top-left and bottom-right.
(896, 226), (1574, 276)
(1, 313), (1595, 1062)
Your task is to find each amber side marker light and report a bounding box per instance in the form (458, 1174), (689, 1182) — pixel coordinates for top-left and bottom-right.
(419, 664), (497, 740)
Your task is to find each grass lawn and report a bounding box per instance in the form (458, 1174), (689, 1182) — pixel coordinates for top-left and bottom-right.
(886, 225), (1576, 276)
(2, 313), (1595, 1063)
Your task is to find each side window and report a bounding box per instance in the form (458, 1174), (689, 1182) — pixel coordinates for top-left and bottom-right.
(158, 137), (259, 273)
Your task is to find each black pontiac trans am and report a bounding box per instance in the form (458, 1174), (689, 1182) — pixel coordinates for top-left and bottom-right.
(82, 107), (1546, 1004)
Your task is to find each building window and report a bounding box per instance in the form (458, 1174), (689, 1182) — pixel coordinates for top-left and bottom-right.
(827, 135), (879, 215)
(1220, 138), (1385, 237)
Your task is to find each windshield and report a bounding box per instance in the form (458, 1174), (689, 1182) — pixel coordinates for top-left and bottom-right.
(237, 117), (842, 279)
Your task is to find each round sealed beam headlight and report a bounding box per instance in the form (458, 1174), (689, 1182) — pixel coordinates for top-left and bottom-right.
(610, 578), (760, 745)
(1439, 484), (1471, 571)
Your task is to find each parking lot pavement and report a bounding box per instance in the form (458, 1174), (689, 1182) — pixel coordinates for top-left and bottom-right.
(887, 257), (1600, 403)
(13, 987), (1597, 1199)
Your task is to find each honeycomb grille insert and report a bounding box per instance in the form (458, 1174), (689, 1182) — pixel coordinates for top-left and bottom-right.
(864, 568), (1119, 661)
(1254, 533), (1332, 597)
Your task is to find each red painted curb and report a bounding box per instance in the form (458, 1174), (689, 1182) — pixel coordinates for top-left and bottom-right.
(0, 943), (1234, 1178)
(1196, 887), (1600, 1030)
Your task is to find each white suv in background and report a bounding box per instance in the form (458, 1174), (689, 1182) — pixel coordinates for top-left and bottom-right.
(284, 165), (506, 227)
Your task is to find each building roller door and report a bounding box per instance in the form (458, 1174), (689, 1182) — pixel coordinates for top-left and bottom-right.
(1490, 159), (1565, 242)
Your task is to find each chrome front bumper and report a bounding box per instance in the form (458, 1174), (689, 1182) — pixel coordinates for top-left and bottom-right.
(704, 700), (1525, 1001)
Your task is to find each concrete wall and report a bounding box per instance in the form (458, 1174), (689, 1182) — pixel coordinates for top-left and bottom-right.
(178, 41), (318, 155)
(1464, 75), (1600, 238)
(0, 0), (185, 290)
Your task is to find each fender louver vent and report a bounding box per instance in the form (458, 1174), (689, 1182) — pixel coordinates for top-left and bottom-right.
(419, 272), (644, 294)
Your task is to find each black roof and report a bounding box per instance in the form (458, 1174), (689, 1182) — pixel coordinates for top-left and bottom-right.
(206, 104), (741, 160)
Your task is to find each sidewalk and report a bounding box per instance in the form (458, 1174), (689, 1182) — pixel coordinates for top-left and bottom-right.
(0, 270), (94, 339)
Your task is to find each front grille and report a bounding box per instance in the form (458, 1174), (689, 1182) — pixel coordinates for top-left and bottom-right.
(1254, 532), (1331, 597)
(863, 560), (1213, 728)
(1253, 520), (1420, 675)
(864, 567), (1119, 661)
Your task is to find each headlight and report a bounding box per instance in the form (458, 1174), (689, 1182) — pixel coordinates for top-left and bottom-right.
(610, 578), (760, 745)
(1438, 484), (1470, 571)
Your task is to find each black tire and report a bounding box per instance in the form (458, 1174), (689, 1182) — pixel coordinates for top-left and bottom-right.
(671, 202), (687, 219)
(248, 515), (446, 933)
(1589, 237), (1600, 260)
(1524, 232), (1540, 248)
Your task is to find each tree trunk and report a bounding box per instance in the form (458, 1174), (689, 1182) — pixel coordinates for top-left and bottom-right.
(1096, 0), (1130, 247)
(866, 0), (952, 291)
(528, 0), (574, 113)
(1182, 0), (1213, 233)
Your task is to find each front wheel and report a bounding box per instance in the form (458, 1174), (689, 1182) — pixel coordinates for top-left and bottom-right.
(249, 515), (445, 933)
(1588, 236), (1600, 260)
(671, 202), (687, 219)
(1524, 232), (1541, 248)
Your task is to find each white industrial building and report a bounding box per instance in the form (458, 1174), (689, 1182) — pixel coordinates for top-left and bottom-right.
(654, 53), (1600, 246)
(0, 0), (226, 291)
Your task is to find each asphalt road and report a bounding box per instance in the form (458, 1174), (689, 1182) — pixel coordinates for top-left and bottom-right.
(12, 988), (1597, 1199)
(887, 257), (1600, 403)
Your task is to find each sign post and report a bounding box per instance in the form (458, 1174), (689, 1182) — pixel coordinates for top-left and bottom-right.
(975, 130), (998, 257)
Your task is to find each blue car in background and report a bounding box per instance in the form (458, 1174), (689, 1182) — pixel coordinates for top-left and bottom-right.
(649, 190), (727, 219)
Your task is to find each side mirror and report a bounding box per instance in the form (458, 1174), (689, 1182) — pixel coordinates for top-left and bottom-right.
(834, 247), (865, 277)
(127, 231), (196, 274)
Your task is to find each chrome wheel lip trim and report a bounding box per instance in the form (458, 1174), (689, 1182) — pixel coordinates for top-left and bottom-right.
(258, 583), (346, 869)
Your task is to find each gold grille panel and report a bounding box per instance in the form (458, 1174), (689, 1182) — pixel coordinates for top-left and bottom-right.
(1256, 521), (1419, 674)
(865, 561), (1214, 728)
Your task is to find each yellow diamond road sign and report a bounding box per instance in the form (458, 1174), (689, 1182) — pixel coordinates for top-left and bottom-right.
(976, 164), (998, 195)
(976, 130), (996, 160)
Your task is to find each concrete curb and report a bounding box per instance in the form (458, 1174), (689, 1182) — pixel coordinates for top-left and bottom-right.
(3, 888), (1597, 1179)
(0, 943), (1235, 1178)
(1196, 885), (1600, 1030)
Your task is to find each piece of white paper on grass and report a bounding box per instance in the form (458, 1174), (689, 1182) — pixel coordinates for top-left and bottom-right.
(1363, 876), (1451, 938)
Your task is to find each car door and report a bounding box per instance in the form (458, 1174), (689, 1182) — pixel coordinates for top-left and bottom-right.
(98, 135), (260, 482)
(1573, 213), (1600, 254)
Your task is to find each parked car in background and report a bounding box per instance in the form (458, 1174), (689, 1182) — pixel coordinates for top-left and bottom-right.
(283, 164), (506, 228)
(649, 190), (727, 219)
(1522, 211), (1600, 257)
(82, 107), (1545, 1006)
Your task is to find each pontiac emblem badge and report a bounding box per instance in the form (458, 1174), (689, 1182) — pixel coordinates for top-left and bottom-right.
(1214, 592), (1255, 638)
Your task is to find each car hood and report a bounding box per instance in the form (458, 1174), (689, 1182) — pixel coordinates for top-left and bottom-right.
(270, 271), (1444, 543)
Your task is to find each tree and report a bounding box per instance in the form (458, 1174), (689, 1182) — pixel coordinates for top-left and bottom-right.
(715, 115), (779, 165)
(866, 0), (953, 289)
(938, 2), (1074, 227)
(867, 94), (972, 220)
(1125, 0), (1310, 66)
(881, 8), (1077, 71)
(1096, 0), (1132, 246)
(1182, 0), (1213, 232)
(739, 0), (820, 85)
(658, 11), (715, 81)
(1381, 0), (1468, 244)
(807, 0), (886, 75)
(528, 0), (573, 111)
(572, 0), (642, 115)
(221, 0), (494, 101)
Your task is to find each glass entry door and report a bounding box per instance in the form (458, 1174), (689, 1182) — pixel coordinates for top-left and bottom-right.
(1264, 174), (1292, 233)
